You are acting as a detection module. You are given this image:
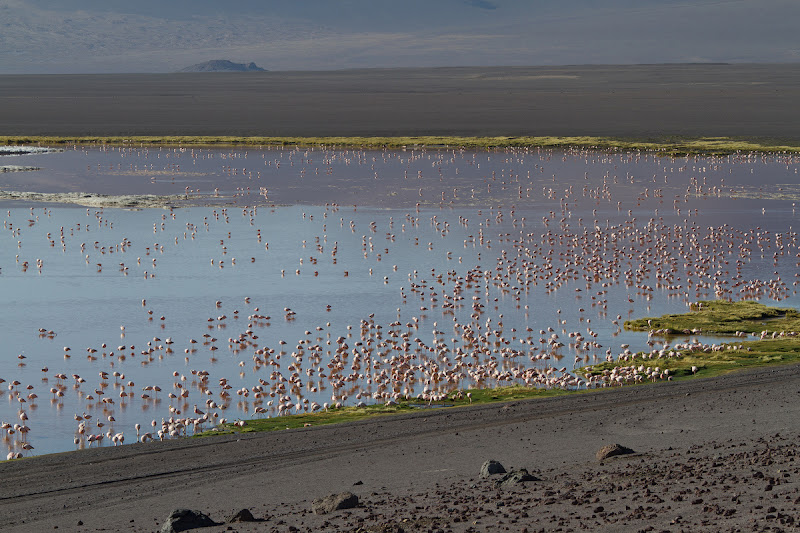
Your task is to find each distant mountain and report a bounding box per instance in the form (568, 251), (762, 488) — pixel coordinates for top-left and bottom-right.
(178, 60), (266, 72)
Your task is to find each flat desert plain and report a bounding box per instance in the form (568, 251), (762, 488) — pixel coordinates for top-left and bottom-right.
(1, 64), (800, 139)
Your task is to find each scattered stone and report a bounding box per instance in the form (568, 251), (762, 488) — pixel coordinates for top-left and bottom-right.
(480, 460), (507, 478)
(596, 443), (635, 461)
(227, 508), (255, 523)
(368, 523), (406, 532)
(353, 480), (364, 485)
(312, 492), (360, 515)
(161, 509), (218, 533)
(496, 468), (540, 488)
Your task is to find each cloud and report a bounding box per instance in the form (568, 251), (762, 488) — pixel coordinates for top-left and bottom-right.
(1, 0), (799, 73)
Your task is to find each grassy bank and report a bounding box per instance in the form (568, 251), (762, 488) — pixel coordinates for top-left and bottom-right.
(196, 386), (571, 437)
(624, 300), (800, 335)
(2, 135), (800, 156)
(200, 301), (800, 438)
(586, 300), (800, 379)
(584, 336), (800, 382)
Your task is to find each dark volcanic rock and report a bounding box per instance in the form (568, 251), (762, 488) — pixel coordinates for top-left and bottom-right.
(596, 443), (635, 461)
(496, 468), (540, 487)
(178, 60), (266, 72)
(312, 492), (359, 514)
(227, 508), (256, 522)
(480, 459), (507, 478)
(161, 509), (218, 532)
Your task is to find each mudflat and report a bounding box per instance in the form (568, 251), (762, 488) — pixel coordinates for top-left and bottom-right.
(3, 64), (800, 140)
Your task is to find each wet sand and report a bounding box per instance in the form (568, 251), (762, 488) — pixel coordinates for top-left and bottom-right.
(3, 64), (800, 140)
(1, 364), (799, 531)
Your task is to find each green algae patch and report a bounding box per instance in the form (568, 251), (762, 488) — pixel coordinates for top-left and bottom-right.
(624, 300), (800, 336)
(455, 385), (571, 403)
(580, 301), (800, 381)
(583, 337), (800, 381)
(194, 386), (571, 437)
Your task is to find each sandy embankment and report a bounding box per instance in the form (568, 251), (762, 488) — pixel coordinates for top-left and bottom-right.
(1, 364), (798, 532)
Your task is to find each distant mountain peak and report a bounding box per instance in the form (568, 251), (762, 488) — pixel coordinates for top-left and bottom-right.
(178, 60), (266, 72)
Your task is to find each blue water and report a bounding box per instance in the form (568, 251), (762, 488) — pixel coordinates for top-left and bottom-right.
(1, 145), (799, 455)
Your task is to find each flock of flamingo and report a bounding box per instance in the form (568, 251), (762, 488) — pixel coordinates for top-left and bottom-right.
(1, 144), (799, 459)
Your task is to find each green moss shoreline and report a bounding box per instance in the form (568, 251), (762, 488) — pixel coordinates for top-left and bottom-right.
(587, 300), (800, 380)
(624, 300), (800, 336)
(196, 387), (572, 438)
(3, 135), (800, 156)
(197, 300), (800, 439)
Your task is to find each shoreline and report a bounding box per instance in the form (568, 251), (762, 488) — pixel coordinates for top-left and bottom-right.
(3, 348), (797, 462)
(2, 363), (798, 531)
(3, 135), (800, 156)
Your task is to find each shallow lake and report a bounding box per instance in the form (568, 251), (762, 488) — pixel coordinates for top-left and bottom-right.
(2, 144), (800, 456)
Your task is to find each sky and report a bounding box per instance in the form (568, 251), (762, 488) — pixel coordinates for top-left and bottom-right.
(0, 0), (798, 73)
